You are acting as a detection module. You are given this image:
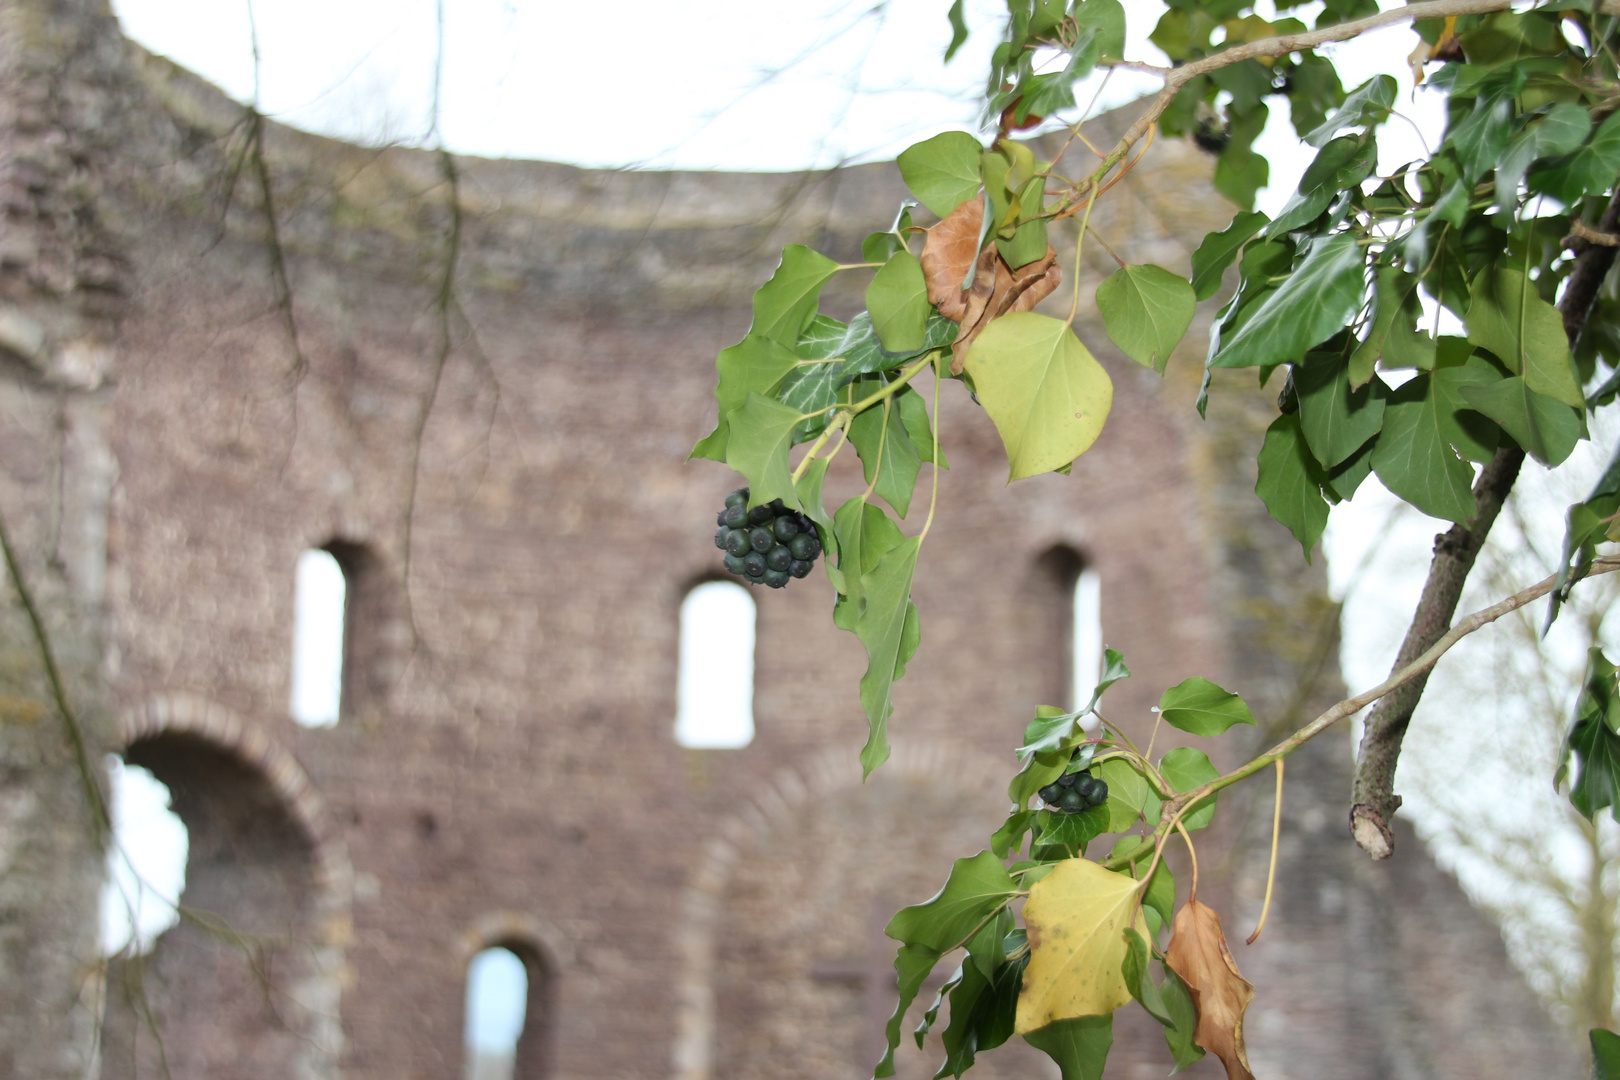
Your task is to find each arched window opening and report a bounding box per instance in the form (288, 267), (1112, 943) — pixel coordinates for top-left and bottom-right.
(466, 944), (553, 1080)
(99, 755), (188, 956)
(674, 581), (755, 749)
(1071, 567), (1104, 713)
(290, 547), (347, 727)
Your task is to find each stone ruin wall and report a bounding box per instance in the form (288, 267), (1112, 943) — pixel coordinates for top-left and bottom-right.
(0, 1), (1585, 1078)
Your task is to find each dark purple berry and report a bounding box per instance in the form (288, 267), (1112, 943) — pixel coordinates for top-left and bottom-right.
(723, 504), (748, 529)
(723, 552), (746, 575)
(766, 545), (792, 572)
(749, 527), (773, 553)
(747, 503), (774, 525)
(743, 550), (766, 577)
(763, 569), (790, 588)
(715, 526), (729, 549)
(772, 515), (800, 542)
(789, 533), (819, 561)
(725, 529), (752, 557)
(725, 488), (749, 509)
(788, 559), (812, 579)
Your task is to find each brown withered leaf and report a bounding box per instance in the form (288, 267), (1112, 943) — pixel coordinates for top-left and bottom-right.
(1163, 900), (1255, 1080)
(920, 200), (985, 321)
(950, 246), (1062, 374)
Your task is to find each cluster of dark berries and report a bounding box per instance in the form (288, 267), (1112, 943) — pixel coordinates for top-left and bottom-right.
(1039, 771), (1108, 814)
(713, 487), (822, 589)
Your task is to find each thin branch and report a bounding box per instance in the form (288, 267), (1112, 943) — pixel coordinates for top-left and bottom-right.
(0, 503), (109, 841)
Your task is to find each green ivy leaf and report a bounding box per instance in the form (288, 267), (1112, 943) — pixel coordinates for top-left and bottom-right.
(1096, 264), (1196, 373)
(1371, 374), (1479, 525)
(898, 131), (984, 218)
(1548, 443), (1620, 629)
(1255, 413), (1331, 559)
(1209, 233), (1366, 371)
(838, 311), (957, 386)
(1073, 0), (1126, 60)
(1531, 110), (1620, 204)
(1351, 267), (1434, 384)
(1295, 350), (1388, 469)
(935, 949), (1028, 1078)
(869, 250), (931, 352)
(1035, 806), (1108, 856)
(1159, 746), (1220, 830)
(1431, 354), (1503, 464)
(1158, 964), (1206, 1071)
(886, 850), (1018, 952)
(1465, 268), (1584, 408)
(751, 245), (840, 346)
(1447, 85), (1516, 184)
(1023, 1015), (1113, 1080)
(1159, 677), (1257, 737)
(961, 312), (1114, 480)
(794, 457), (843, 593)
(1495, 102), (1590, 208)
(1303, 74), (1395, 147)
(832, 497), (905, 630)
(1115, 841), (1175, 933)
(690, 334), (801, 460)
(1459, 376), (1585, 467)
(1190, 211), (1267, 301)
(1097, 758), (1160, 831)
(898, 386), (949, 468)
(856, 536), (922, 775)
(850, 398), (924, 518)
(723, 393), (805, 510)
(876, 944), (944, 1078)
(1019, 703), (1088, 759)
(1560, 648), (1620, 822)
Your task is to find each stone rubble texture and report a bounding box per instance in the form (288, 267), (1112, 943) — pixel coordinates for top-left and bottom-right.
(0, 1), (1586, 1078)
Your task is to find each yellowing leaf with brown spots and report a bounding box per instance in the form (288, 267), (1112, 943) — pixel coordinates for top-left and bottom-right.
(1014, 858), (1147, 1034)
(1164, 900), (1255, 1080)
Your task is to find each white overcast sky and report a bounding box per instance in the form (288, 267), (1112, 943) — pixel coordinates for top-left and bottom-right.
(103, 0), (1618, 1024)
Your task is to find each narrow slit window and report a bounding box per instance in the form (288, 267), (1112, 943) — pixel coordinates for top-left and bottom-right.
(674, 581), (756, 748)
(1072, 567), (1103, 714)
(290, 548), (346, 727)
(465, 946), (528, 1080)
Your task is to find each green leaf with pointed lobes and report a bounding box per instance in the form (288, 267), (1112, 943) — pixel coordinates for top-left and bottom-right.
(1159, 746), (1219, 830)
(1370, 374), (1479, 524)
(962, 313), (1114, 481)
(723, 393), (804, 511)
(856, 536), (922, 776)
(690, 334), (801, 461)
(750, 245), (839, 346)
(1465, 268), (1585, 408)
(1459, 377), (1584, 467)
(1210, 233), (1365, 371)
(886, 850), (1018, 952)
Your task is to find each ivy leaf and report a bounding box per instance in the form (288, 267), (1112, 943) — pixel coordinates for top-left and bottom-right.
(869, 250), (931, 352)
(1303, 73), (1395, 147)
(990, 809), (1038, 859)
(1097, 758), (1160, 832)
(1548, 444), (1620, 629)
(1531, 109), (1620, 204)
(1446, 84), (1516, 184)
(876, 944), (944, 1078)
(962, 312), (1115, 480)
(1559, 647), (1620, 822)
(1294, 350), (1387, 469)
(1035, 806), (1108, 856)
(751, 245), (840, 346)
(1072, 0), (1126, 60)
(1022, 1015), (1114, 1080)
(1019, 703), (1088, 759)
(943, 0), (969, 61)
(1159, 677), (1257, 737)
(856, 536), (922, 775)
(690, 334), (801, 461)
(1209, 233), (1366, 371)
(886, 850), (1018, 952)
(1255, 414), (1331, 559)
(794, 457), (843, 593)
(898, 387), (949, 468)
(832, 497), (905, 630)
(1158, 961), (1205, 1072)
(1159, 747), (1220, 831)
(898, 131), (984, 218)
(723, 393), (804, 511)
(1114, 841), (1175, 933)
(1465, 268), (1585, 408)
(1164, 900), (1256, 1080)
(850, 398), (924, 518)
(1350, 267), (1434, 383)
(1371, 374), (1479, 525)
(838, 311), (957, 386)
(1495, 102), (1590, 208)
(797, 313), (848, 358)
(935, 947), (1028, 1077)
(1014, 858), (1147, 1033)
(1459, 376), (1584, 467)
(1190, 211), (1267, 301)
(1096, 265), (1196, 373)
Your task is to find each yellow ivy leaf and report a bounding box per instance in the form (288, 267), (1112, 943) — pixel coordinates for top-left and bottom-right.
(962, 312), (1114, 481)
(1015, 858), (1147, 1034)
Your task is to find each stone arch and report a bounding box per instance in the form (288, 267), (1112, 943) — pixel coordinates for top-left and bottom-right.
(100, 694), (349, 1080)
(457, 911), (569, 1079)
(671, 738), (1040, 1080)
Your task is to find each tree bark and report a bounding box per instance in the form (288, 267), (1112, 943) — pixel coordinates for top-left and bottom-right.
(1350, 187), (1620, 858)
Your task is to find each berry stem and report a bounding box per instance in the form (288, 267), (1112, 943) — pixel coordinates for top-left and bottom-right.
(918, 352), (945, 545)
(790, 411), (850, 485)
